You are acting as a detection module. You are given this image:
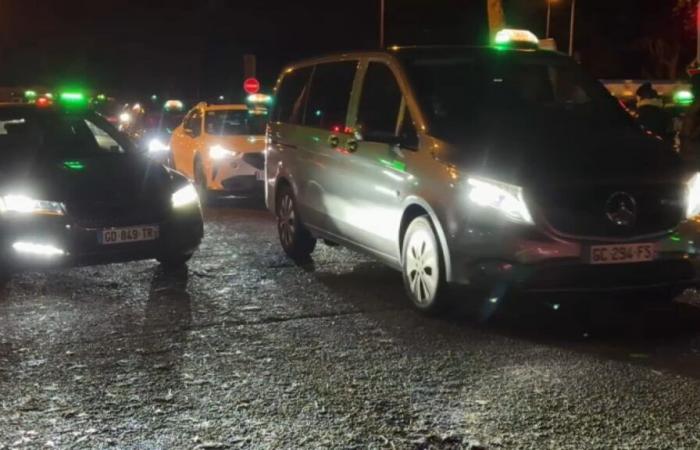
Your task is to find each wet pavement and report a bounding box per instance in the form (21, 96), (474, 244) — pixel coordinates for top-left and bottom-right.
(2, 198), (700, 449)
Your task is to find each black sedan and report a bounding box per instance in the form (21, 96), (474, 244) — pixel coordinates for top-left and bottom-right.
(0, 103), (203, 275)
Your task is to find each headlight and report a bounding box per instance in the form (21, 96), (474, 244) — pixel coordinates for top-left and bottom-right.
(0, 195), (65, 216)
(148, 138), (170, 153)
(171, 184), (199, 209)
(467, 176), (533, 224)
(686, 173), (700, 218)
(119, 112), (131, 124)
(209, 145), (236, 160)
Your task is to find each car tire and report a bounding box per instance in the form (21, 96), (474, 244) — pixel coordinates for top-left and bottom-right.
(276, 185), (316, 262)
(401, 215), (450, 314)
(157, 252), (193, 270)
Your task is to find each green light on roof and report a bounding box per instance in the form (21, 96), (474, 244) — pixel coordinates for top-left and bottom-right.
(60, 92), (85, 102)
(63, 160), (85, 171)
(96, 94), (106, 101)
(24, 90), (37, 99)
(674, 90), (694, 106)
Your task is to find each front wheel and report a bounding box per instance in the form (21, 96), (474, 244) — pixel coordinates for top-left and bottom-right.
(401, 215), (450, 314)
(276, 186), (316, 262)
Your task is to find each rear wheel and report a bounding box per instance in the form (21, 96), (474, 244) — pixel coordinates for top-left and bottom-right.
(276, 185), (316, 262)
(401, 215), (450, 314)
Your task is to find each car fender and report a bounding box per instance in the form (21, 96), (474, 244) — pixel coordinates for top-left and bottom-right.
(400, 195), (453, 283)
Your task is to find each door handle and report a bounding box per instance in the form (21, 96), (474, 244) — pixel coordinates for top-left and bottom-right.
(328, 135), (340, 148)
(346, 140), (358, 153)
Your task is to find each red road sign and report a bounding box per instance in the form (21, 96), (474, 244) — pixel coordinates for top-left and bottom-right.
(243, 78), (260, 94)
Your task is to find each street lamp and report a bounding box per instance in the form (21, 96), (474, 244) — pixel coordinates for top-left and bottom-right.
(568, 0), (576, 57)
(379, 0), (385, 48)
(545, 0), (555, 38)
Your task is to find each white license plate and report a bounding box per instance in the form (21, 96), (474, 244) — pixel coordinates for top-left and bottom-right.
(589, 243), (655, 265)
(99, 225), (159, 245)
(255, 170), (265, 181)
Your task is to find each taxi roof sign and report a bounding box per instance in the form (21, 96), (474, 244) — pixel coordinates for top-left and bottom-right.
(494, 29), (539, 49)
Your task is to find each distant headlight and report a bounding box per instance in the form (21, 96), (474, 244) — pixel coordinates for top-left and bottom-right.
(171, 184), (199, 209)
(0, 195), (65, 216)
(148, 138), (170, 153)
(467, 176), (534, 224)
(209, 145), (236, 160)
(686, 173), (700, 218)
(119, 112), (132, 124)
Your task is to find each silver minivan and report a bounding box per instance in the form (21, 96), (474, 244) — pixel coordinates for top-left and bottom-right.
(265, 34), (700, 313)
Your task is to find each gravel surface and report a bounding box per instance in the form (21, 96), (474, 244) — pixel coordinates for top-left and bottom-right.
(2, 198), (700, 449)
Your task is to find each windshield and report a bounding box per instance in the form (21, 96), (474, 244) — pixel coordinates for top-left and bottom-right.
(0, 109), (129, 162)
(402, 52), (632, 143)
(205, 110), (266, 136)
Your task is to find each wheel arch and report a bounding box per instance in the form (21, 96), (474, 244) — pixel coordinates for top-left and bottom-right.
(399, 198), (453, 283)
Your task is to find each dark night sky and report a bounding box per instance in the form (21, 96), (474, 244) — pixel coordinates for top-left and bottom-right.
(0, 0), (694, 102)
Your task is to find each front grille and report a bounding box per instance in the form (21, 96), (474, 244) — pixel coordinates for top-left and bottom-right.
(534, 183), (685, 239)
(67, 202), (168, 229)
(242, 153), (265, 170)
(523, 260), (695, 291)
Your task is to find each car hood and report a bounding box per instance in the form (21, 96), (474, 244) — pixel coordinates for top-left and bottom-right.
(439, 111), (687, 188)
(0, 154), (173, 205)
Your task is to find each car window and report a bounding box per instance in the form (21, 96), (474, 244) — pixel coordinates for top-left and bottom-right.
(273, 66), (313, 124)
(0, 110), (129, 160)
(205, 110), (266, 135)
(357, 62), (403, 138)
(184, 110), (202, 137)
(402, 53), (631, 144)
(83, 119), (125, 153)
(304, 61), (357, 130)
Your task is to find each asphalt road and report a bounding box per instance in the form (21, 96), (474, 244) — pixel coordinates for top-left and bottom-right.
(2, 199), (700, 449)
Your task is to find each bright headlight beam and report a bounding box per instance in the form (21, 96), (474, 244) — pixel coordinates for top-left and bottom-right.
(467, 177), (533, 224)
(171, 184), (199, 209)
(12, 241), (65, 257)
(148, 138), (170, 153)
(0, 195), (65, 216)
(209, 145), (236, 160)
(686, 173), (700, 219)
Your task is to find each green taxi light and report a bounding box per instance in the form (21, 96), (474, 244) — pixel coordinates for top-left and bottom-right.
(60, 92), (85, 102)
(246, 93), (273, 104)
(24, 90), (37, 99)
(674, 90), (694, 106)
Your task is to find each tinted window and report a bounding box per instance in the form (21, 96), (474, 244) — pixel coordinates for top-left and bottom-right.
(305, 61), (357, 129)
(357, 63), (403, 138)
(402, 52), (631, 144)
(273, 66), (313, 124)
(0, 109), (128, 160)
(84, 119), (125, 153)
(205, 110), (266, 135)
(184, 110), (202, 137)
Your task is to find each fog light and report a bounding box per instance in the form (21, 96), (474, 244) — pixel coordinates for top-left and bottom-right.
(12, 241), (65, 257)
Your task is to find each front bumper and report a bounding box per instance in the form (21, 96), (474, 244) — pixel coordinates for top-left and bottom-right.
(0, 206), (203, 272)
(206, 152), (264, 194)
(449, 221), (700, 292)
